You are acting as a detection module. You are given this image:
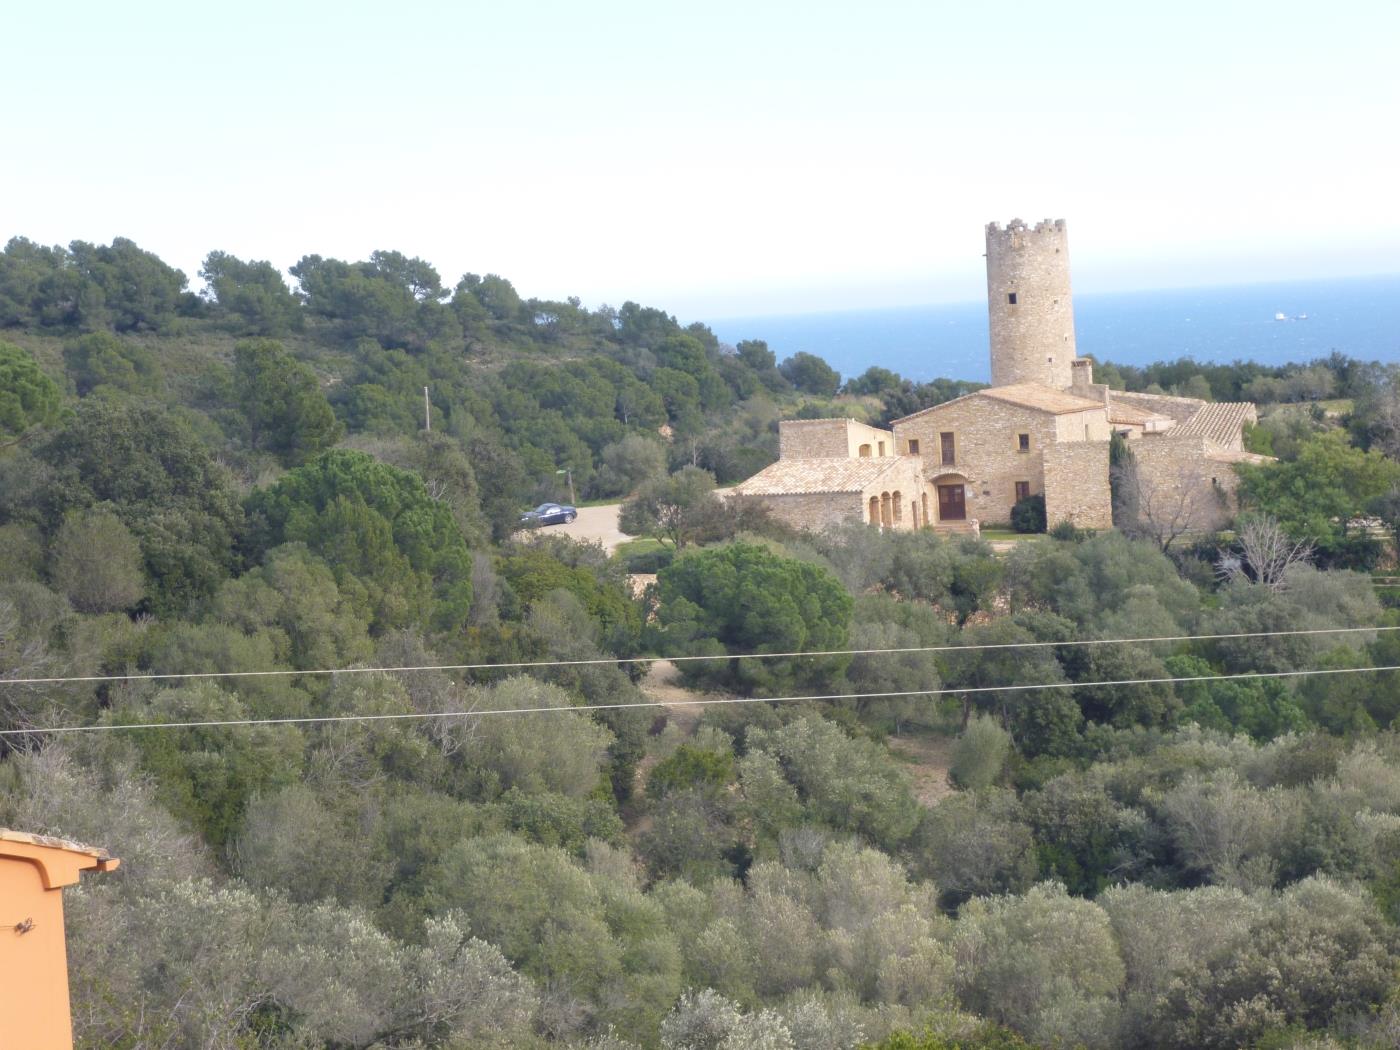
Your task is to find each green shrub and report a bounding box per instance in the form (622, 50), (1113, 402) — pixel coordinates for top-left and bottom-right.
(1010, 493), (1046, 533)
(622, 542), (674, 573)
(648, 744), (735, 799)
(1049, 520), (1091, 542)
(950, 715), (1011, 789)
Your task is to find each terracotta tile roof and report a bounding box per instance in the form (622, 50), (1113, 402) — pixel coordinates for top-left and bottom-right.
(1174, 402), (1258, 445)
(734, 456), (917, 496)
(1107, 404), (1155, 425)
(893, 383), (1104, 422)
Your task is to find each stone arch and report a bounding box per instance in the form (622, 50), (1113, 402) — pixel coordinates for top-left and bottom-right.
(893, 490), (902, 523)
(880, 492), (892, 527)
(868, 495), (880, 524)
(858, 444), (872, 458)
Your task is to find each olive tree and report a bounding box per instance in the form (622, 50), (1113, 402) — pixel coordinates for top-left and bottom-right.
(1155, 878), (1398, 1049)
(909, 790), (1037, 908)
(954, 883), (1124, 1049)
(748, 716), (920, 849)
(455, 676), (614, 800)
(949, 715), (1011, 791)
(48, 505), (145, 612)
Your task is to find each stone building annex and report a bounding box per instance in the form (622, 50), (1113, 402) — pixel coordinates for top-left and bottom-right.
(733, 219), (1264, 534)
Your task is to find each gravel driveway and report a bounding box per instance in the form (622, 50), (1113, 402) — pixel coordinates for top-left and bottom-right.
(550, 503), (629, 552)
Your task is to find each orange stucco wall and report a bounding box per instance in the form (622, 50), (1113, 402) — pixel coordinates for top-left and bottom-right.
(1, 836), (118, 1050)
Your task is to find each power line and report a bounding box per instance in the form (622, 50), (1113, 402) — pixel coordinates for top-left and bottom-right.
(0, 625), (1391, 689)
(3, 661), (1396, 739)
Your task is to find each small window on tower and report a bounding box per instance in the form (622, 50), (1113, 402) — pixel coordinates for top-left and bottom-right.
(1007, 292), (1018, 305)
(1018, 433), (1030, 452)
(907, 439), (920, 455)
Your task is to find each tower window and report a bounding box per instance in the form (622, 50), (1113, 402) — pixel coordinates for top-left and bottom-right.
(907, 438), (920, 455)
(1017, 433), (1030, 452)
(1007, 292), (1018, 305)
(1015, 481), (1030, 502)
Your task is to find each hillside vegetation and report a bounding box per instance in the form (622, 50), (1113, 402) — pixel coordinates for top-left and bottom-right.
(7, 236), (1400, 1049)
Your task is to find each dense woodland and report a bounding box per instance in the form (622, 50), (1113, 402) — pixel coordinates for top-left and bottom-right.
(6, 236), (1400, 1049)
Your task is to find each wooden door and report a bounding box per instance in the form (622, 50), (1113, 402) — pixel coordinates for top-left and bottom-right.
(937, 484), (965, 521)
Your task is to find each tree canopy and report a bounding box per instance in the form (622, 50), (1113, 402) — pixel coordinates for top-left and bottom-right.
(0, 340), (62, 442)
(245, 449), (473, 631)
(233, 338), (342, 464)
(656, 540), (853, 693)
(26, 399), (242, 612)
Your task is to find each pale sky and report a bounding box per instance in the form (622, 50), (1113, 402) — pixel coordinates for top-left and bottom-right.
(3, 0), (1397, 319)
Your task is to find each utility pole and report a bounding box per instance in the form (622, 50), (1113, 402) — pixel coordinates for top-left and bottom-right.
(556, 468), (576, 505)
(423, 386), (431, 432)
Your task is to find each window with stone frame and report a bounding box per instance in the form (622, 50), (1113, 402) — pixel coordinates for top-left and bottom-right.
(907, 438), (920, 455)
(1017, 433), (1030, 452)
(1015, 481), (1030, 502)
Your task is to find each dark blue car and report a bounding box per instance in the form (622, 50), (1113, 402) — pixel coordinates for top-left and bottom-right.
(520, 502), (577, 527)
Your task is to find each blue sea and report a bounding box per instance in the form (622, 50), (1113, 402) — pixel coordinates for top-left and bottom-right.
(709, 275), (1400, 384)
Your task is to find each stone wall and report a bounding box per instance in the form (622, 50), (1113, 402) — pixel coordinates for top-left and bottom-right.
(894, 395), (1065, 525)
(1069, 359), (1113, 407)
(1109, 390), (1205, 424)
(1129, 436), (1239, 520)
(778, 418), (896, 460)
(1043, 441), (1113, 529)
(986, 219), (1077, 389)
(745, 457), (930, 533)
(751, 491), (866, 531)
(1053, 406), (1114, 443)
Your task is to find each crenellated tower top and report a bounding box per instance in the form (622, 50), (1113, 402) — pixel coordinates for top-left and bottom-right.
(985, 218), (1078, 389)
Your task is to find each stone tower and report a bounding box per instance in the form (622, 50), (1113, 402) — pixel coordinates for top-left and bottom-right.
(985, 218), (1078, 389)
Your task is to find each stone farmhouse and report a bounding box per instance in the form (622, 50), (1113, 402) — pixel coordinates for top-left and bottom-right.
(733, 219), (1264, 534)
